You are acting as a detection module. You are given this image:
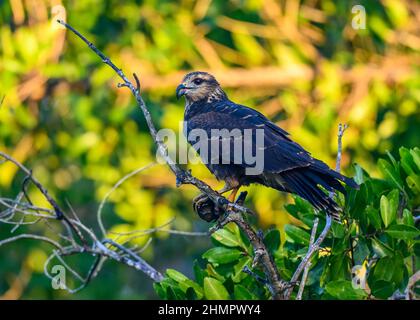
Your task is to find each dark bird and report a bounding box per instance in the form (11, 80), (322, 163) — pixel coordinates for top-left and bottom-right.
(176, 71), (358, 221)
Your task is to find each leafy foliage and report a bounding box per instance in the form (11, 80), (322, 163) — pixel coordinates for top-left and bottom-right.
(154, 148), (420, 300)
(0, 0), (419, 299)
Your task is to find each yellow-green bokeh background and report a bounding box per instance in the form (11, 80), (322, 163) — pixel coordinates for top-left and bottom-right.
(0, 0), (419, 299)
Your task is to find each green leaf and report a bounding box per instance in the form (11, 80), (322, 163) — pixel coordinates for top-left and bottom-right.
(385, 224), (420, 240)
(294, 196), (316, 215)
(354, 239), (370, 265)
(234, 284), (256, 300)
(331, 221), (346, 238)
(406, 175), (420, 194)
(232, 257), (251, 283)
(386, 151), (397, 167)
(399, 147), (417, 176)
(348, 183), (369, 220)
(324, 280), (367, 300)
(410, 147), (420, 169)
(372, 257), (395, 282)
(179, 279), (204, 299)
(212, 229), (243, 248)
(263, 229), (281, 253)
(186, 287), (198, 300)
(165, 286), (177, 300)
(166, 269), (189, 283)
(366, 206), (382, 229)
(164, 284), (187, 300)
(153, 283), (167, 299)
(369, 280), (395, 299)
(388, 189), (399, 218)
(380, 190), (398, 227)
(370, 255), (405, 290)
(353, 163), (367, 185)
(402, 209), (415, 226)
(285, 224), (310, 245)
(193, 260), (206, 285)
(285, 202), (316, 227)
(205, 263), (225, 282)
(202, 247), (243, 265)
(378, 159), (404, 191)
(203, 277), (229, 300)
(371, 238), (394, 257)
(162, 271), (204, 300)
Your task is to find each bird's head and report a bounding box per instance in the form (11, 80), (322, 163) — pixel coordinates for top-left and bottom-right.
(176, 71), (226, 103)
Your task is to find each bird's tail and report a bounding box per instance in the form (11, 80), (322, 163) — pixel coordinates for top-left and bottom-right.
(281, 162), (358, 221)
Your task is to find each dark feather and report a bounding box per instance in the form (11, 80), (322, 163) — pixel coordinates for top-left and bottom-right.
(182, 73), (358, 219)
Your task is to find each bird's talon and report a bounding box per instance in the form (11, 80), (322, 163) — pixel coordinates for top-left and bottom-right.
(192, 193), (220, 222)
(218, 197), (228, 206)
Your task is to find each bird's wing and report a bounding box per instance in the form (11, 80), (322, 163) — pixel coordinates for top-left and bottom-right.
(186, 100), (314, 173)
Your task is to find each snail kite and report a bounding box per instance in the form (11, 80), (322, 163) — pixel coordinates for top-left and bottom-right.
(176, 71), (358, 221)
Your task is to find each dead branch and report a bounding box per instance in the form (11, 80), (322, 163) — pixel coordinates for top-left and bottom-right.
(0, 151), (209, 292)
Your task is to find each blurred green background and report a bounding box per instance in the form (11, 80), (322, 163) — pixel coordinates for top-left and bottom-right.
(0, 0), (419, 299)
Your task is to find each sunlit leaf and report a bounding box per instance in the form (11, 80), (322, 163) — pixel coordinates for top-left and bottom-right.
(380, 190), (398, 228)
(203, 277), (229, 300)
(284, 225), (310, 246)
(378, 159), (404, 191)
(212, 228), (244, 248)
(203, 247), (243, 265)
(234, 285), (257, 300)
(263, 229), (281, 253)
(385, 224), (419, 240)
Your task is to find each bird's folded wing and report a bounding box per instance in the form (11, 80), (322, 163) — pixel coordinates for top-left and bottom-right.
(186, 100), (314, 173)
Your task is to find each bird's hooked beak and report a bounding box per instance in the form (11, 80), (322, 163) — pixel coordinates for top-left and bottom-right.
(176, 83), (189, 99)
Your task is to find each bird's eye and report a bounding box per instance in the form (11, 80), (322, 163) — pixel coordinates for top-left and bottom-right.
(193, 78), (203, 85)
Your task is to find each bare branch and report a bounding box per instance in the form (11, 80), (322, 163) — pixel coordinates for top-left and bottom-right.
(283, 123), (348, 299)
(102, 239), (164, 282)
(296, 218), (318, 300)
(0, 151), (86, 245)
(405, 270), (420, 300)
(0, 234), (63, 251)
(97, 163), (156, 236)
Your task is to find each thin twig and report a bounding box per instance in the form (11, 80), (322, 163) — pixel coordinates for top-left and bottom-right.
(296, 218), (319, 300)
(111, 218), (207, 243)
(0, 151), (86, 245)
(102, 238), (164, 282)
(0, 234), (63, 251)
(283, 123), (348, 299)
(97, 163), (155, 236)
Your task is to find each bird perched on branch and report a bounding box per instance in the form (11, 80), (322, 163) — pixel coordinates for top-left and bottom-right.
(176, 71), (358, 221)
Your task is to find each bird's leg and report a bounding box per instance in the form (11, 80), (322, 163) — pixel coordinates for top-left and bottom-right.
(227, 187), (240, 203)
(193, 184), (234, 222)
(193, 183), (232, 208)
(218, 184), (234, 195)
